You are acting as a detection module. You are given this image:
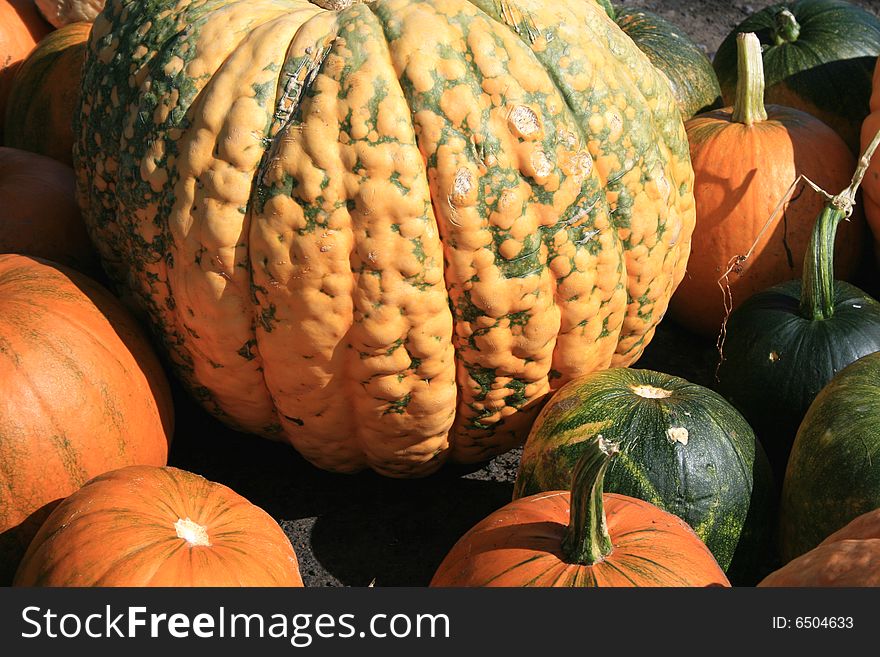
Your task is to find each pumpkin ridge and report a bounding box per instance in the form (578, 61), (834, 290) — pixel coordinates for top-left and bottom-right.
(460, 1), (632, 385)
(478, 552), (551, 587)
(245, 9), (335, 437)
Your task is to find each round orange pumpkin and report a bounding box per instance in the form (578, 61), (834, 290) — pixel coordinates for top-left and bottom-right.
(668, 32), (863, 338)
(4, 22), (90, 165)
(759, 508), (880, 587)
(0, 0), (52, 142)
(14, 465), (304, 587)
(0, 255), (174, 585)
(0, 146), (97, 272)
(430, 436), (729, 587)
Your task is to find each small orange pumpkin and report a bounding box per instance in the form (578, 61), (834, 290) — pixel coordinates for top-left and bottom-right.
(759, 508), (880, 587)
(0, 146), (97, 272)
(669, 32), (863, 337)
(14, 465), (304, 587)
(430, 436), (729, 587)
(0, 255), (173, 585)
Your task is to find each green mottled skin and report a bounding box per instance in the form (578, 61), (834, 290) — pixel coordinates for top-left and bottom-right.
(781, 351), (880, 561)
(514, 367), (775, 583)
(612, 7), (722, 119)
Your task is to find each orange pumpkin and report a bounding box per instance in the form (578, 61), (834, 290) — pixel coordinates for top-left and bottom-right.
(0, 255), (174, 585)
(14, 465), (304, 587)
(430, 436), (729, 587)
(4, 22), (90, 165)
(0, 0), (52, 142)
(0, 146), (97, 272)
(668, 32), (863, 337)
(759, 508), (880, 587)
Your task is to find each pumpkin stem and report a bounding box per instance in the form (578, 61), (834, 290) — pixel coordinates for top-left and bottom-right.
(731, 32), (768, 125)
(800, 127), (880, 320)
(561, 436), (620, 565)
(772, 9), (801, 45)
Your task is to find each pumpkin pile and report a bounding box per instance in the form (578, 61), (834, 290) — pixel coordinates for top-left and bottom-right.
(2, 0), (880, 590)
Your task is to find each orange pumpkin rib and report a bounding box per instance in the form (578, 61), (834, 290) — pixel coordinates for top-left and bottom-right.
(4, 22), (91, 165)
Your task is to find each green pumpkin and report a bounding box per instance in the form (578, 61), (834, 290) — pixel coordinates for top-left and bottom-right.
(780, 351), (880, 561)
(713, 0), (880, 153)
(595, 2), (721, 120)
(513, 367), (775, 584)
(716, 132), (880, 480)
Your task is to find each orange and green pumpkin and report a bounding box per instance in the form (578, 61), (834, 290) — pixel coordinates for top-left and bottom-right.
(431, 436), (730, 587)
(14, 465), (304, 587)
(3, 21), (91, 165)
(594, 1), (722, 120)
(0, 255), (174, 585)
(512, 367), (775, 584)
(74, 0), (695, 477)
(779, 351), (880, 563)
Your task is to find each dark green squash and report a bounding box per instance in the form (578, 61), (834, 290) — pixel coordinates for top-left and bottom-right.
(713, 0), (880, 153)
(513, 367), (775, 584)
(716, 128), (880, 481)
(597, 2), (722, 119)
(780, 351), (880, 562)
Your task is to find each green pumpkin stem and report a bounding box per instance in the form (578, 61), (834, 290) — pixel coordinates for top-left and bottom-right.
(731, 33), (768, 126)
(561, 436), (620, 565)
(800, 128), (880, 321)
(772, 9), (801, 45)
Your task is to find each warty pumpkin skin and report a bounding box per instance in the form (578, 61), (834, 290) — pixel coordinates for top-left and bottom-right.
(74, 0), (695, 476)
(761, 508), (880, 587)
(36, 0), (105, 27)
(14, 465), (304, 587)
(668, 32), (863, 338)
(0, 146), (98, 273)
(0, 0), (53, 142)
(431, 437), (730, 587)
(0, 255), (174, 585)
(512, 367), (775, 584)
(595, 1), (722, 120)
(3, 22), (91, 166)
